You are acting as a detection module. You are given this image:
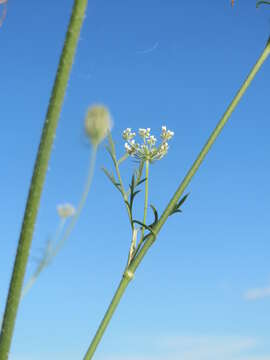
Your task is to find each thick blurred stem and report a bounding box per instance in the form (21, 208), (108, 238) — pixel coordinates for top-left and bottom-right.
(0, 1), (88, 358)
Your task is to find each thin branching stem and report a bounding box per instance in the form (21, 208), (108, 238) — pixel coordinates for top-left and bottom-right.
(50, 145), (97, 259)
(82, 37), (270, 360)
(21, 218), (66, 299)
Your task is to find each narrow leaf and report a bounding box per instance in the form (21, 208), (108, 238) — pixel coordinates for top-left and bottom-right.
(124, 200), (131, 211)
(137, 178), (147, 186)
(149, 204), (158, 225)
(130, 190), (141, 212)
(177, 192), (190, 208)
(102, 167), (115, 184)
(105, 145), (116, 165)
(132, 220), (156, 239)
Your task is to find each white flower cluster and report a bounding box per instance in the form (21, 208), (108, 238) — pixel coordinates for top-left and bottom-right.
(122, 126), (174, 162)
(57, 203), (76, 218)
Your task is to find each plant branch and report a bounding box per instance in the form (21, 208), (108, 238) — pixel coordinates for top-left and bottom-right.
(50, 145), (97, 260)
(82, 36), (270, 360)
(131, 36), (270, 273)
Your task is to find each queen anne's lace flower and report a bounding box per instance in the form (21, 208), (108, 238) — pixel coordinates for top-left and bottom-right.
(122, 126), (174, 162)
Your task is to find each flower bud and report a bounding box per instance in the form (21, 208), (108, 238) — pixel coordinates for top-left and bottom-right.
(57, 203), (76, 218)
(85, 105), (112, 146)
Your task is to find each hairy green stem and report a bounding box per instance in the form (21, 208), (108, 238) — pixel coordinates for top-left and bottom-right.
(0, 1), (88, 358)
(82, 37), (270, 360)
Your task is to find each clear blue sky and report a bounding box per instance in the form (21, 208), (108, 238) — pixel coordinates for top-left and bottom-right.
(1, 1), (270, 359)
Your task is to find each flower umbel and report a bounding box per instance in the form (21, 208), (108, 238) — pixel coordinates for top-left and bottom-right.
(122, 126), (174, 162)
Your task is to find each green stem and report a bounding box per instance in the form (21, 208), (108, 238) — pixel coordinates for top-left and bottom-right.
(50, 145), (97, 259)
(21, 218), (66, 299)
(108, 133), (132, 224)
(0, 1), (88, 358)
(139, 160), (149, 243)
(83, 270), (134, 360)
(82, 37), (270, 360)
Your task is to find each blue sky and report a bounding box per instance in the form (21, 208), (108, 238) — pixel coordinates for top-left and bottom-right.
(1, 1), (270, 359)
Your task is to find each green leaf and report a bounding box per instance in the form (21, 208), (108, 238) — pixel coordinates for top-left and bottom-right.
(131, 174), (135, 191)
(169, 192), (190, 216)
(130, 190), (141, 213)
(170, 209), (182, 215)
(117, 153), (129, 165)
(102, 167), (115, 183)
(132, 220), (156, 239)
(149, 204), (158, 227)
(256, 1), (270, 8)
(102, 167), (122, 193)
(124, 200), (131, 211)
(178, 192), (190, 207)
(105, 145), (116, 165)
(137, 178), (147, 186)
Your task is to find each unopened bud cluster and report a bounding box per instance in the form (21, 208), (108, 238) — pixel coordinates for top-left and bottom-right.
(122, 126), (174, 162)
(85, 105), (112, 146)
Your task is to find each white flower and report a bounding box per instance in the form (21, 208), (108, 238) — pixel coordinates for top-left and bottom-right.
(123, 125), (174, 162)
(138, 128), (151, 139)
(122, 128), (136, 141)
(161, 125), (174, 141)
(57, 203), (76, 218)
(147, 135), (157, 146)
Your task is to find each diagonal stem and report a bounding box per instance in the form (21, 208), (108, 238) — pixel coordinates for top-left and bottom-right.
(0, 1), (88, 358)
(82, 37), (270, 360)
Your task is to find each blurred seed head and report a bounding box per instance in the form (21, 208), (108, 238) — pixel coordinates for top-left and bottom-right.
(85, 105), (112, 146)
